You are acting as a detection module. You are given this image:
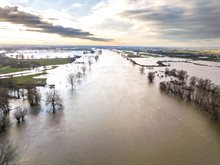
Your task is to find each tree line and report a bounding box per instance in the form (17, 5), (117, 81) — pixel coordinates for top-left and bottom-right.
(160, 68), (220, 120)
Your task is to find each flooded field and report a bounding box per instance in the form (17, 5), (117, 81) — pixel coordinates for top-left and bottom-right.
(3, 49), (95, 59)
(168, 62), (220, 84)
(0, 50), (220, 164)
(132, 57), (189, 65)
(131, 57), (220, 85)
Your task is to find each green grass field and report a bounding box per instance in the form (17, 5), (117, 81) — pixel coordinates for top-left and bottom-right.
(0, 65), (26, 74)
(0, 58), (70, 75)
(32, 58), (71, 66)
(12, 73), (47, 86)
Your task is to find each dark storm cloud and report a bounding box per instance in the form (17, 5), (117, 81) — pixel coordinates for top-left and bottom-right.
(121, 0), (220, 40)
(0, 6), (112, 42)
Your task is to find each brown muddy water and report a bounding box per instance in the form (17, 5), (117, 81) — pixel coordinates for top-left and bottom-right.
(0, 50), (220, 165)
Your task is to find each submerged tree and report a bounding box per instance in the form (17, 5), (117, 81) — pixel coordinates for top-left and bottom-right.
(27, 88), (41, 106)
(95, 55), (99, 62)
(76, 72), (82, 79)
(46, 90), (63, 113)
(0, 113), (9, 132)
(177, 70), (188, 81)
(139, 67), (145, 74)
(189, 76), (198, 86)
(0, 88), (10, 114)
(88, 59), (92, 67)
(0, 141), (17, 165)
(13, 106), (27, 122)
(67, 73), (76, 90)
(148, 72), (155, 82)
(81, 65), (87, 74)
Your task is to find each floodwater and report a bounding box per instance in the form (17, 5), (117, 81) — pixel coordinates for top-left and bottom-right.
(131, 57), (188, 66)
(168, 62), (220, 85)
(1, 50), (220, 165)
(131, 57), (220, 85)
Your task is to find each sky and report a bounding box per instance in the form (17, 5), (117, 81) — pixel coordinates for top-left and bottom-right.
(0, 0), (219, 47)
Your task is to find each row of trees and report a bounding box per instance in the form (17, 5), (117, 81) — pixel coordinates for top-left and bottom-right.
(160, 72), (220, 120)
(67, 58), (95, 90)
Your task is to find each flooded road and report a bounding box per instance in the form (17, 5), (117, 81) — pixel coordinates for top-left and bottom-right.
(1, 50), (220, 165)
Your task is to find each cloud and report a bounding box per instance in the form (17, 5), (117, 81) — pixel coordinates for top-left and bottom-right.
(120, 0), (220, 40)
(92, 1), (107, 10)
(0, 5), (112, 42)
(71, 3), (82, 8)
(98, 18), (133, 31)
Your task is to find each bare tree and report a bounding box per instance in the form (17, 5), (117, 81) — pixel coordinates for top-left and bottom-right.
(27, 88), (41, 106)
(88, 59), (92, 67)
(139, 67), (145, 74)
(46, 90), (63, 113)
(0, 141), (17, 165)
(165, 68), (170, 75)
(177, 70), (188, 81)
(81, 65), (86, 74)
(0, 88), (10, 114)
(67, 73), (76, 90)
(13, 106), (27, 122)
(76, 72), (82, 79)
(189, 76), (198, 86)
(148, 72), (155, 82)
(0, 114), (9, 132)
(95, 55), (99, 62)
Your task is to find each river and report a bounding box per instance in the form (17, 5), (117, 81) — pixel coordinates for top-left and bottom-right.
(1, 50), (220, 165)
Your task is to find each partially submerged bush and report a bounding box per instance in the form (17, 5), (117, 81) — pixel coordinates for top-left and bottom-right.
(148, 72), (155, 82)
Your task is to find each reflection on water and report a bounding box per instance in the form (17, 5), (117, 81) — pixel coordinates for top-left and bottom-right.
(0, 50), (220, 165)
